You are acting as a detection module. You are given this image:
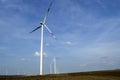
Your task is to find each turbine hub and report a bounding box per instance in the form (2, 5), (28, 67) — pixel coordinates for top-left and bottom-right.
(40, 22), (44, 25)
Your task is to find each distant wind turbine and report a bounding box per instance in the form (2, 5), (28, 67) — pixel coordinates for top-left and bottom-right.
(53, 57), (57, 74)
(30, 2), (56, 75)
(49, 57), (58, 74)
(50, 62), (52, 74)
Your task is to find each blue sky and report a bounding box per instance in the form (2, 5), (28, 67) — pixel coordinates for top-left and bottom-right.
(0, 0), (120, 75)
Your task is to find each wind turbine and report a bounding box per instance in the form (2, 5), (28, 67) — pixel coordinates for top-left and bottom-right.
(53, 57), (57, 74)
(50, 62), (52, 74)
(49, 57), (58, 74)
(30, 2), (56, 75)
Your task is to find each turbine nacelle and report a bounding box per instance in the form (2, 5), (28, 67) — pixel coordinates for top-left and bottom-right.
(40, 22), (44, 26)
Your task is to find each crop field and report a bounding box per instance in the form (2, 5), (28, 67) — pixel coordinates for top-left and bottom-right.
(0, 70), (120, 80)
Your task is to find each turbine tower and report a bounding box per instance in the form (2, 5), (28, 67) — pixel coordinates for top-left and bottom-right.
(53, 57), (57, 74)
(30, 2), (56, 75)
(49, 57), (58, 74)
(50, 62), (52, 74)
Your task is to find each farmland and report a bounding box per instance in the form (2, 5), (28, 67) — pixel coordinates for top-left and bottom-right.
(0, 70), (120, 80)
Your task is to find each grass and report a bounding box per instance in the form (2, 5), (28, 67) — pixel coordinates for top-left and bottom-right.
(0, 70), (120, 80)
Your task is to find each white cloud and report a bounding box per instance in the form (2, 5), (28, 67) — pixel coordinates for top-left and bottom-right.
(94, 18), (120, 42)
(79, 58), (117, 69)
(20, 58), (30, 61)
(45, 43), (50, 46)
(34, 51), (39, 57)
(20, 58), (25, 61)
(62, 41), (76, 45)
(34, 51), (48, 57)
(96, 0), (107, 10)
(1, 0), (8, 3)
(80, 63), (88, 67)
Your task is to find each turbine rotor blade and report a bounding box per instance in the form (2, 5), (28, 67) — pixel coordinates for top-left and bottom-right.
(30, 26), (41, 33)
(43, 2), (52, 23)
(44, 24), (57, 40)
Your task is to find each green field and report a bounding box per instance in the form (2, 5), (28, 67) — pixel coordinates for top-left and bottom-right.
(0, 70), (120, 80)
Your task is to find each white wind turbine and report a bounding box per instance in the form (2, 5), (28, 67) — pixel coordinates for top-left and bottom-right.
(53, 57), (57, 74)
(50, 57), (58, 74)
(30, 2), (56, 75)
